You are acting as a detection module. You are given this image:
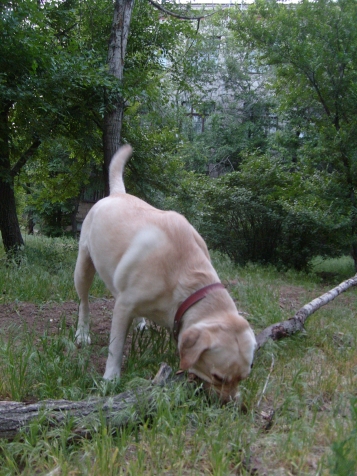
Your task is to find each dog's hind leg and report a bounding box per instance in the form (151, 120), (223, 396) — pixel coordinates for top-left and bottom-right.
(74, 245), (95, 345)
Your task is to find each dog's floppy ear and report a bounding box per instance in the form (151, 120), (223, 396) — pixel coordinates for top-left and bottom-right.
(179, 326), (211, 370)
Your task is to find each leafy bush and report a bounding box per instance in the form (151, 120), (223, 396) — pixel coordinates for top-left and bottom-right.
(28, 199), (77, 237)
(196, 179), (283, 266)
(175, 154), (349, 270)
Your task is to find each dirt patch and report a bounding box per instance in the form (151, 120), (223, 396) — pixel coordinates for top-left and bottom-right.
(278, 285), (310, 312)
(0, 298), (114, 336)
(0, 298), (116, 375)
(0, 283), (347, 341)
(278, 282), (357, 315)
(0, 283), (350, 378)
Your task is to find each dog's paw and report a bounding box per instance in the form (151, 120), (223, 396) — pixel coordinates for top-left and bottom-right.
(75, 330), (91, 345)
(134, 317), (147, 332)
(103, 369), (121, 381)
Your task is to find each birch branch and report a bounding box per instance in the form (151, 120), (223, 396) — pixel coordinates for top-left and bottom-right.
(255, 274), (357, 350)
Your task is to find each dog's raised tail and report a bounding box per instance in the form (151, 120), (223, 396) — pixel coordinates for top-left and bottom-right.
(109, 144), (133, 195)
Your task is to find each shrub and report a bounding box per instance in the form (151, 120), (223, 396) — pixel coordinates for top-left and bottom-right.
(175, 155), (348, 271)
(197, 180), (283, 266)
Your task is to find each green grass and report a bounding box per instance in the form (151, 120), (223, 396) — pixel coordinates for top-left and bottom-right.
(0, 321), (94, 401)
(0, 235), (108, 303)
(310, 255), (356, 281)
(0, 236), (357, 475)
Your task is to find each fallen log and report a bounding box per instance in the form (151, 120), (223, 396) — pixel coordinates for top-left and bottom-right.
(255, 273), (357, 349)
(0, 363), (176, 440)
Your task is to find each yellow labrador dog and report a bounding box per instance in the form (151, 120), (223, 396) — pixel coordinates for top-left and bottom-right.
(74, 145), (256, 402)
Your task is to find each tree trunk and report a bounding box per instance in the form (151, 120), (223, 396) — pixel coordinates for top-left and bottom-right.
(0, 105), (24, 256)
(25, 184), (35, 235)
(0, 180), (24, 256)
(102, 0), (135, 196)
(0, 389), (150, 440)
(352, 244), (357, 273)
(70, 196), (80, 236)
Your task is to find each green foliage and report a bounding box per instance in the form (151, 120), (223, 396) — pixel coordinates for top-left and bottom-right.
(169, 13), (276, 174)
(164, 0), (357, 271)
(311, 255), (356, 281)
(229, 0), (357, 266)
(1, 0), (198, 238)
(1, 0), (111, 150)
(3, 0), (357, 270)
(123, 325), (178, 383)
(22, 140), (103, 236)
(123, 116), (186, 207)
(0, 322), (94, 401)
(0, 235), (107, 302)
(28, 200), (75, 237)
(196, 174), (284, 265)
(0, 0), (111, 245)
(175, 154), (348, 270)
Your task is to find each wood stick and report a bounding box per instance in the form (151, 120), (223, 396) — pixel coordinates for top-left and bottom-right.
(255, 274), (357, 349)
(0, 363), (174, 440)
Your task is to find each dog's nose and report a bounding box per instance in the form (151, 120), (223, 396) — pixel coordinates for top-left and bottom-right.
(234, 390), (241, 401)
(216, 387), (241, 404)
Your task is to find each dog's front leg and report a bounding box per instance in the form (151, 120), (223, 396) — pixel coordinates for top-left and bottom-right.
(103, 299), (133, 380)
(75, 299), (92, 345)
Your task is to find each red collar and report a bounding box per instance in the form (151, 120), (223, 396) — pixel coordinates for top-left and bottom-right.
(173, 282), (225, 341)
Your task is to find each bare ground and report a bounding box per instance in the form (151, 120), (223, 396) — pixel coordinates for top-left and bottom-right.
(0, 298), (115, 376)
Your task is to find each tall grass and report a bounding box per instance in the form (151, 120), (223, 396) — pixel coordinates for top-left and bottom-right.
(0, 321), (95, 401)
(0, 236), (356, 474)
(0, 235), (108, 303)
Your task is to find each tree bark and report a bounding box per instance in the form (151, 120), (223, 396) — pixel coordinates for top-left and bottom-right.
(102, 0), (135, 196)
(255, 273), (357, 349)
(0, 180), (24, 256)
(0, 390), (149, 440)
(0, 105), (24, 256)
(0, 363), (175, 440)
(70, 196), (80, 237)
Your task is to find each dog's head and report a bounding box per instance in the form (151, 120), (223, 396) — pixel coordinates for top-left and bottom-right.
(178, 316), (256, 403)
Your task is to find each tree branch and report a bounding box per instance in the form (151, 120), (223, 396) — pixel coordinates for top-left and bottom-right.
(10, 139), (41, 177)
(0, 363), (178, 440)
(54, 23), (78, 38)
(147, 0), (217, 21)
(256, 274), (357, 349)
